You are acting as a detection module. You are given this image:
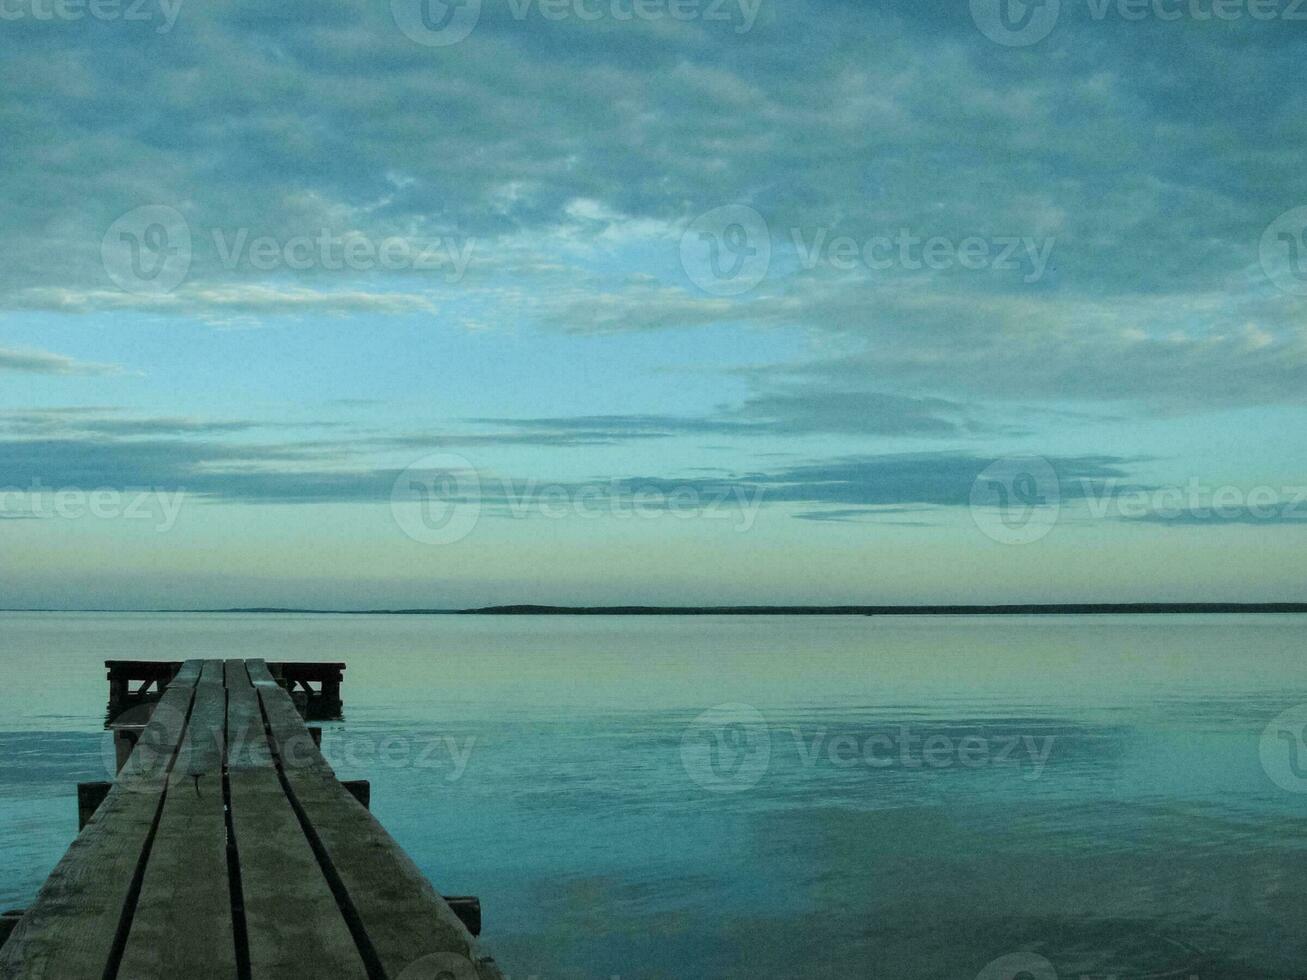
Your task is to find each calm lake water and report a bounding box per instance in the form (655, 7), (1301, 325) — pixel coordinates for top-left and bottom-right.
(1, 613), (1306, 979)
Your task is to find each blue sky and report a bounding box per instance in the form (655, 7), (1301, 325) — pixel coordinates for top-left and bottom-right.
(1, 0), (1305, 608)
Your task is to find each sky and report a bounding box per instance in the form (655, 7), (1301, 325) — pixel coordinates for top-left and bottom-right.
(0, 0), (1305, 609)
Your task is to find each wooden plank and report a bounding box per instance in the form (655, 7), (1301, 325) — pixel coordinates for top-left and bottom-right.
(0, 660), (202, 980)
(247, 660), (505, 980)
(116, 660), (237, 979)
(225, 660), (369, 980)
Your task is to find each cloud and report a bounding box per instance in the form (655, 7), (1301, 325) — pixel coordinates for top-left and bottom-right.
(536, 273), (1307, 412)
(19, 418), (1300, 534)
(0, 420), (1137, 523)
(0, 410), (271, 438)
(1, 0), (1304, 415)
(791, 507), (939, 525)
(466, 388), (985, 439)
(13, 285), (439, 319)
(711, 454), (1138, 509)
(0, 347), (123, 377)
(1125, 508), (1307, 527)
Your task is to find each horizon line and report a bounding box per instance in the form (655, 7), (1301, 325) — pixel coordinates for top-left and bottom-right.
(3, 602), (1306, 616)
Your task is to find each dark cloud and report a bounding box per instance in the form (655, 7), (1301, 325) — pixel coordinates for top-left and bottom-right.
(466, 389), (984, 438)
(0, 428), (1140, 524)
(1125, 508), (1307, 527)
(717, 454), (1136, 508)
(791, 507), (938, 525)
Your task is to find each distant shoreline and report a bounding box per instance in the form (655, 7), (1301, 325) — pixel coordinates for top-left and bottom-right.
(4, 603), (1307, 615)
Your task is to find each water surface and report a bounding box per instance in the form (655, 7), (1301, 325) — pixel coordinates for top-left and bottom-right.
(1, 613), (1304, 978)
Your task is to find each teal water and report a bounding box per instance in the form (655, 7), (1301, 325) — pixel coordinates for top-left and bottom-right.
(1, 613), (1305, 978)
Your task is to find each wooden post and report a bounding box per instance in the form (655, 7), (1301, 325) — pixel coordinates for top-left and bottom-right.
(113, 726), (144, 773)
(341, 779), (370, 809)
(0, 911), (25, 950)
(77, 782), (112, 831)
(445, 897), (481, 937)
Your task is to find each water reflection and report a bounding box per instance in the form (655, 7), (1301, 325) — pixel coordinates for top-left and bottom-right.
(1, 613), (1305, 978)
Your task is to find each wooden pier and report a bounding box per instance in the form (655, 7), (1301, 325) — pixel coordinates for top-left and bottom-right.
(0, 659), (503, 980)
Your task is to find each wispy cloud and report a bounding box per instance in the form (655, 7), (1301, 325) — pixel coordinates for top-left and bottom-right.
(14, 285), (439, 320)
(0, 347), (123, 377)
(466, 390), (990, 439)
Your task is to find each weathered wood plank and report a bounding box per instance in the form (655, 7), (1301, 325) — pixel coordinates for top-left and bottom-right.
(0, 660), (202, 980)
(225, 660), (369, 980)
(116, 659), (236, 979)
(247, 660), (504, 980)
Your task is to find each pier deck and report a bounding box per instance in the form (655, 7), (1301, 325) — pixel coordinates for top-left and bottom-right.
(0, 659), (502, 980)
